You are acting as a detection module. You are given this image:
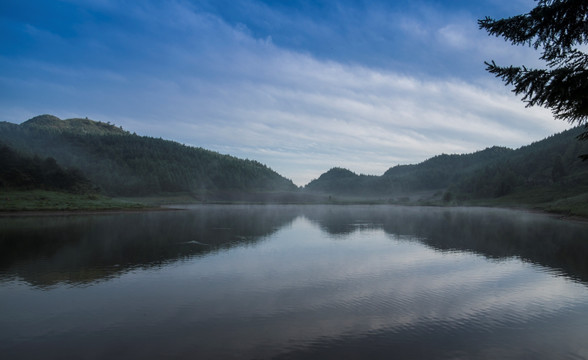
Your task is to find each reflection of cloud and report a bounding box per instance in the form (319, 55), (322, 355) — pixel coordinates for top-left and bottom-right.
(4, 207), (588, 359)
(138, 216), (588, 358)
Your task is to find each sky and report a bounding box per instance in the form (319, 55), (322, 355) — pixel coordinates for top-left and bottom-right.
(0, 0), (572, 185)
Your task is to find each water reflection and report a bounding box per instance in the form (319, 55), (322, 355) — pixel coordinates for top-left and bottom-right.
(0, 205), (300, 287)
(1, 205), (587, 287)
(303, 206), (588, 283)
(1, 205), (588, 359)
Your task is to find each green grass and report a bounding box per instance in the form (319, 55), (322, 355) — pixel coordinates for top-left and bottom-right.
(5, 186), (585, 219)
(542, 192), (588, 217)
(457, 185), (588, 218)
(0, 190), (148, 212)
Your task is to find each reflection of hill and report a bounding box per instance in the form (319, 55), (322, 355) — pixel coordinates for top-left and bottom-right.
(3, 205), (587, 288)
(302, 206), (588, 284)
(0, 206), (299, 287)
(300, 205), (386, 235)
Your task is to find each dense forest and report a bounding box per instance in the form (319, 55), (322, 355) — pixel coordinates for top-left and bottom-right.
(0, 115), (297, 197)
(0, 144), (93, 193)
(305, 126), (588, 202)
(2, 114), (588, 208)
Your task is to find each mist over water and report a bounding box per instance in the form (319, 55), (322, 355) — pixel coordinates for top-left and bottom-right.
(1, 205), (588, 359)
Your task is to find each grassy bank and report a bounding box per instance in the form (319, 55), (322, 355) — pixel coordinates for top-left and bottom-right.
(449, 186), (588, 218)
(0, 190), (147, 212)
(306, 187), (588, 219)
(2, 188), (587, 219)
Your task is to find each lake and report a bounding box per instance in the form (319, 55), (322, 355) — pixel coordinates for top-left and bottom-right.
(1, 205), (588, 359)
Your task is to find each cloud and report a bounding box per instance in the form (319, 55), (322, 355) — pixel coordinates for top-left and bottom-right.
(438, 23), (471, 50)
(0, 0), (571, 185)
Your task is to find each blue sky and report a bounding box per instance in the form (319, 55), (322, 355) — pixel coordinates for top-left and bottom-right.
(0, 0), (570, 185)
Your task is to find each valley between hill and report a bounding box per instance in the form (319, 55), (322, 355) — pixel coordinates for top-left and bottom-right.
(1, 115), (587, 217)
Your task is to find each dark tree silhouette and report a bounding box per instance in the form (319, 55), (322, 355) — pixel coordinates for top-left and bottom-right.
(479, 0), (588, 145)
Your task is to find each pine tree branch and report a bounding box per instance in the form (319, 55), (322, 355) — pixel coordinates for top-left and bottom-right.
(480, 0), (588, 150)
(485, 61), (588, 125)
(478, 0), (588, 63)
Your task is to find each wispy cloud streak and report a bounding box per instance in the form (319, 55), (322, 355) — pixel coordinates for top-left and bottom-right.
(0, 0), (568, 185)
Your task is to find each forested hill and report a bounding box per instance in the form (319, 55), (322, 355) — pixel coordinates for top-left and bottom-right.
(0, 144), (93, 193)
(0, 115), (297, 196)
(305, 126), (588, 200)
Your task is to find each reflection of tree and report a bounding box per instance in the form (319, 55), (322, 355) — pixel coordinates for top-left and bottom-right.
(3, 206), (587, 288)
(301, 206), (364, 235)
(302, 206), (386, 236)
(0, 206), (300, 287)
(302, 206), (588, 284)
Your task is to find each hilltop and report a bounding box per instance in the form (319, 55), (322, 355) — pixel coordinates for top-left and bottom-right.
(21, 114), (130, 136)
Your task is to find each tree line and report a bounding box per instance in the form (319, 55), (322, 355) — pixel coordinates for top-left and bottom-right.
(305, 126), (588, 199)
(0, 144), (93, 193)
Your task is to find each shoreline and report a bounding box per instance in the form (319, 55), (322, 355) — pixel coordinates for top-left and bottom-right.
(1, 202), (587, 223)
(0, 206), (179, 217)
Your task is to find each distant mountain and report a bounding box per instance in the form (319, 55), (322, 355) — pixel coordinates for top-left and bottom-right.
(305, 147), (515, 196)
(305, 127), (588, 201)
(0, 115), (297, 197)
(304, 167), (379, 196)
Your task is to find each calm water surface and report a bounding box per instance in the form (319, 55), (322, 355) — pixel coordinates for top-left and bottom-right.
(1, 205), (588, 359)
